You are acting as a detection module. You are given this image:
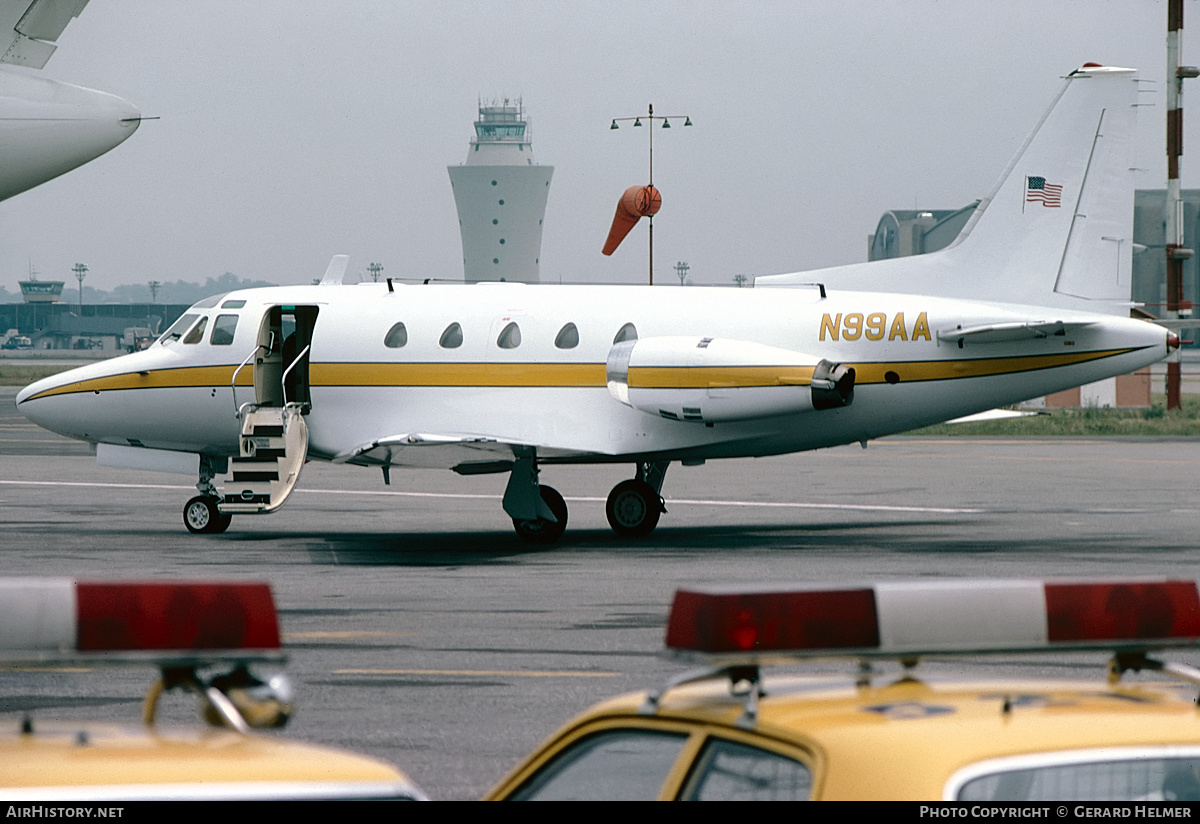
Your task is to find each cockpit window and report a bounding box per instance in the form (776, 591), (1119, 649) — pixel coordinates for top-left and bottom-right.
(220, 299), (246, 309)
(159, 314), (200, 344)
(182, 316), (208, 344)
(210, 315), (239, 346)
(384, 322), (408, 348)
(192, 294), (227, 310)
(440, 322), (464, 349)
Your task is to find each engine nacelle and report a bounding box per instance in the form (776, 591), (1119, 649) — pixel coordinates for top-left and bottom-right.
(606, 336), (854, 423)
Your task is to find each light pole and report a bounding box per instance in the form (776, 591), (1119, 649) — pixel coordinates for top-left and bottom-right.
(72, 263), (88, 312)
(674, 260), (689, 286)
(367, 262), (383, 283)
(610, 104), (692, 284)
(147, 280), (161, 302)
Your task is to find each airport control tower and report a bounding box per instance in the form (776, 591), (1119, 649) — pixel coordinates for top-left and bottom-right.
(448, 99), (553, 283)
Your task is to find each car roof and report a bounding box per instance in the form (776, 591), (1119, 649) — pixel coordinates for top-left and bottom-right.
(1, 720), (425, 801)
(513, 670), (1200, 801)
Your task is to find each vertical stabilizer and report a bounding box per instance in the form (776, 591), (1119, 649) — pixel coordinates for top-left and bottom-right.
(758, 66), (1140, 311)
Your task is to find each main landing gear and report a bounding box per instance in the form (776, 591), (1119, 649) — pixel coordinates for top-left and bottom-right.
(506, 457), (669, 544)
(606, 461), (668, 538)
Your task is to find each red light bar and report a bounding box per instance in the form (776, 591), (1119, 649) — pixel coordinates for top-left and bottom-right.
(0, 579), (282, 666)
(665, 580), (1200, 661)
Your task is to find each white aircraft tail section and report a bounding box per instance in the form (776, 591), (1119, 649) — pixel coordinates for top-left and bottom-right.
(759, 65), (1140, 311)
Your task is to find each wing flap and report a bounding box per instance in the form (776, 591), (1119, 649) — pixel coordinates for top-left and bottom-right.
(331, 432), (602, 473)
(3, 0), (90, 69)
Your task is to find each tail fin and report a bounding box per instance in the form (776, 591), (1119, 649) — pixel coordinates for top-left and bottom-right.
(759, 65), (1140, 310)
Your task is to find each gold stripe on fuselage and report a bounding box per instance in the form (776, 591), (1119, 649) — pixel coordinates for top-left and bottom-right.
(20, 347), (1145, 402)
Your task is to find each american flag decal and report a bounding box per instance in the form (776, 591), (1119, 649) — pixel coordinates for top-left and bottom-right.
(1026, 176), (1063, 208)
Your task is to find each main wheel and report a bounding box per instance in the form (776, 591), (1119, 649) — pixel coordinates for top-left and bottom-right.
(606, 479), (663, 538)
(184, 496), (229, 534)
(512, 486), (568, 544)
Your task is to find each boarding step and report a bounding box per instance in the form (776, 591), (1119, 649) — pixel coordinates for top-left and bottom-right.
(219, 404), (308, 515)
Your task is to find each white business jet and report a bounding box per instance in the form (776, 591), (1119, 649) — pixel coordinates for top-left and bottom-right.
(16, 64), (1178, 542)
(0, 0), (140, 202)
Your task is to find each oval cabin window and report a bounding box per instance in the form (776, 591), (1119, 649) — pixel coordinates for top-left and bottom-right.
(555, 323), (579, 349)
(439, 322), (464, 349)
(613, 322), (638, 344)
(384, 322), (408, 348)
(497, 322), (521, 349)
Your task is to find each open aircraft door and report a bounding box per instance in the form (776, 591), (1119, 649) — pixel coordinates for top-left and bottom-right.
(219, 305), (320, 521)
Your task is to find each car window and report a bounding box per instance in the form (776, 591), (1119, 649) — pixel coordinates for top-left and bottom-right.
(956, 755), (1200, 801)
(679, 737), (813, 801)
(510, 728), (688, 801)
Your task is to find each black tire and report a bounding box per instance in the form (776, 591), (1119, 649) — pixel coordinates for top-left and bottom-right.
(605, 479), (663, 537)
(512, 486), (568, 544)
(184, 495), (221, 534)
(210, 510), (233, 534)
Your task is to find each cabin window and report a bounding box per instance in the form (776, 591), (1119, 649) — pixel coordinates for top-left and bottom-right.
(160, 313), (199, 344)
(497, 322), (521, 349)
(613, 322), (638, 344)
(182, 316), (208, 344)
(384, 322), (409, 348)
(210, 315), (239, 346)
(439, 322), (464, 349)
(555, 323), (579, 349)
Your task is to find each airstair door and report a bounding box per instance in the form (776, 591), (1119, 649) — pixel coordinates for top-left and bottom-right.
(223, 304), (319, 515)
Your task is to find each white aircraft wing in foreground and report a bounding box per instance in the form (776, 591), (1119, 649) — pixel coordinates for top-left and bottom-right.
(18, 65), (1177, 543)
(0, 0), (140, 202)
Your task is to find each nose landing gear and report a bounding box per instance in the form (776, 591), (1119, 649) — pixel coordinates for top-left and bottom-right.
(183, 495), (232, 534)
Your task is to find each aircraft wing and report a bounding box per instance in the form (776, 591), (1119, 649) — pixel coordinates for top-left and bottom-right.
(331, 432), (593, 472)
(1, 0), (90, 69)
(936, 320), (1095, 346)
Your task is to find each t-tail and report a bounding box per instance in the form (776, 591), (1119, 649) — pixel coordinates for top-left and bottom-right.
(758, 65), (1141, 312)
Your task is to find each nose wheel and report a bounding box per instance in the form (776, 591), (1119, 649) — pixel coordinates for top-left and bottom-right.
(184, 495), (233, 534)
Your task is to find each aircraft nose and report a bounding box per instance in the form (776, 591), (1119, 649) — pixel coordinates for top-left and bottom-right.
(0, 72), (142, 202)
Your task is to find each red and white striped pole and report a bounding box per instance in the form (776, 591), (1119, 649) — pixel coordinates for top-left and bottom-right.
(1166, 0), (1197, 409)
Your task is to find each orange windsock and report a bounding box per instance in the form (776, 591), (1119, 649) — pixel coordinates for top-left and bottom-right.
(602, 185), (662, 255)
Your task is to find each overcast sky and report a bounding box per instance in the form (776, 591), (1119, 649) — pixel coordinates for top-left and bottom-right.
(0, 0), (1195, 293)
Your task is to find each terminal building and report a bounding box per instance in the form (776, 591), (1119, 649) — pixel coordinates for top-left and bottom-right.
(0, 300), (187, 352)
(448, 99), (553, 283)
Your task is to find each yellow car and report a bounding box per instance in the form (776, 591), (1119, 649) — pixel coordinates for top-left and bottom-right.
(0, 579), (426, 801)
(486, 579), (1200, 801)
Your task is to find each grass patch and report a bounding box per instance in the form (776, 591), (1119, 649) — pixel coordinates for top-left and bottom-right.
(0, 364), (75, 387)
(910, 396), (1200, 437)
